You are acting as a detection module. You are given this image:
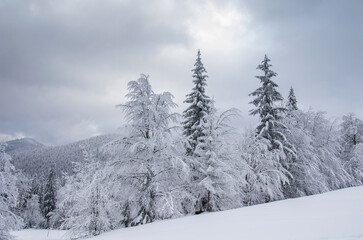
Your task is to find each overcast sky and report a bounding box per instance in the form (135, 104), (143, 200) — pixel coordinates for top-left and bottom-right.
(1, 0), (362, 145)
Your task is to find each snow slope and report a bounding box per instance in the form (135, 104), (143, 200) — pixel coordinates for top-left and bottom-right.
(12, 186), (363, 240)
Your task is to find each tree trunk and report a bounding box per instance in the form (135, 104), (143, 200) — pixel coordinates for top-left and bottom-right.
(206, 191), (211, 212)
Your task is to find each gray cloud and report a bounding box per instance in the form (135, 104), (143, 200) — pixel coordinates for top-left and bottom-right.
(1, 0), (362, 145)
(237, 0), (363, 115)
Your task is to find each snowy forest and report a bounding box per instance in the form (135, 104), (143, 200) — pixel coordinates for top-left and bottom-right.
(1, 51), (363, 239)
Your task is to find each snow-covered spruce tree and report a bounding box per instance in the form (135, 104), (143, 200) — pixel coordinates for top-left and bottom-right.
(105, 74), (190, 226)
(0, 142), (22, 240)
(248, 55), (296, 193)
(249, 55), (294, 155)
(183, 50), (211, 155)
(248, 55), (296, 200)
(192, 101), (240, 212)
(42, 167), (56, 228)
(340, 113), (363, 183)
(287, 86), (298, 111)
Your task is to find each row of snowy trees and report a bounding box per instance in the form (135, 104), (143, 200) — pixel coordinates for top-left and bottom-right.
(2, 51), (362, 239)
(50, 51), (363, 238)
(0, 147), (57, 239)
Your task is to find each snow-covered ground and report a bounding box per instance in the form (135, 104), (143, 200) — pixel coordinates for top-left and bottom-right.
(12, 186), (363, 240)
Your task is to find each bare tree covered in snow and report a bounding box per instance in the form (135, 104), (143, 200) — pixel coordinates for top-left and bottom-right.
(191, 101), (241, 212)
(107, 74), (191, 224)
(282, 109), (353, 197)
(340, 114), (363, 184)
(237, 130), (289, 205)
(56, 144), (120, 237)
(56, 75), (192, 237)
(0, 142), (22, 240)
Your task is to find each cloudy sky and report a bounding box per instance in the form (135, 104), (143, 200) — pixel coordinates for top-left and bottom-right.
(1, 0), (362, 145)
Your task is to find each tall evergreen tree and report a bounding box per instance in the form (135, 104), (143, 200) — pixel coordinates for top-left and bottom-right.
(287, 86), (298, 111)
(249, 54), (293, 154)
(42, 167), (56, 228)
(249, 55), (296, 200)
(182, 50), (211, 155)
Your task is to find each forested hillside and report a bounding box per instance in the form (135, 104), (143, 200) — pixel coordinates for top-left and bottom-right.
(7, 134), (121, 179)
(5, 138), (44, 153)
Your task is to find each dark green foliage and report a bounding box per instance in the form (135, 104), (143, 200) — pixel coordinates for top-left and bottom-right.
(287, 87), (298, 111)
(249, 55), (291, 151)
(182, 50), (211, 155)
(42, 167), (56, 228)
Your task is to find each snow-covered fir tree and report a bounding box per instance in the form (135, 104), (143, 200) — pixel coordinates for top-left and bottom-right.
(183, 50), (211, 155)
(248, 55), (297, 200)
(249, 55), (292, 151)
(249, 54), (296, 163)
(42, 167), (56, 228)
(287, 86), (298, 111)
(0, 142), (22, 240)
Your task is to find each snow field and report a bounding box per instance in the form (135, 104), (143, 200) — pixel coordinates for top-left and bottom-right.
(12, 186), (363, 240)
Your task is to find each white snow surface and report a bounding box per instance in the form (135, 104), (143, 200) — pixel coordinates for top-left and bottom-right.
(12, 186), (363, 240)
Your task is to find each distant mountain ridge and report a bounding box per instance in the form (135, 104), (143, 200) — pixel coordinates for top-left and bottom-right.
(7, 134), (122, 181)
(5, 137), (45, 153)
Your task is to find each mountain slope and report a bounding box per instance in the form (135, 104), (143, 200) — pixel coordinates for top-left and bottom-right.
(8, 134), (121, 179)
(11, 186), (363, 240)
(5, 138), (44, 153)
